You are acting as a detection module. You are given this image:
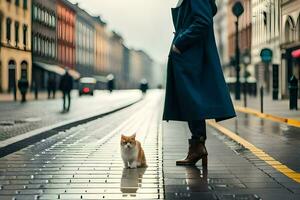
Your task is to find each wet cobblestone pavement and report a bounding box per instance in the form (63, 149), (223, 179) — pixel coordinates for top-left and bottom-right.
(163, 121), (300, 199)
(0, 91), (163, 199)
(0, 90), (141, 141)
(1, 90), (300, 199)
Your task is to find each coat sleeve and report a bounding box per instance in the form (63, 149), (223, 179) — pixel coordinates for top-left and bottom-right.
(173, 0), (213, 52)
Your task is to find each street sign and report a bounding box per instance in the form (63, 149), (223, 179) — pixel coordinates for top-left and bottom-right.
(232, 1), (244, 17)
(260, 48), (273, 63)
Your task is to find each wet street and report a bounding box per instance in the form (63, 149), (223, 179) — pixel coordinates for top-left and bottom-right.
(0, 90), (142, 141)
(0, 90), (300, 199)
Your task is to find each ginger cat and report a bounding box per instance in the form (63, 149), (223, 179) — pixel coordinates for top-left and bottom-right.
(120, 134), (147, 169)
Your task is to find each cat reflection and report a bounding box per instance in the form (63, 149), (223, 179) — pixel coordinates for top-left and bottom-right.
(120, 167), (147, 197)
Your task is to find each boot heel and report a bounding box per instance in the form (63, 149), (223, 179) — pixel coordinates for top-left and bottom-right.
(202, 155), (208, 167)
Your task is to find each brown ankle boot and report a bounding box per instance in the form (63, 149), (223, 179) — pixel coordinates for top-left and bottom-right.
(176, 139), (208, 167)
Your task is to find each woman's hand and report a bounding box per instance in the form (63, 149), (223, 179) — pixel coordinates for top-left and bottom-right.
(172, 45), (181, 54)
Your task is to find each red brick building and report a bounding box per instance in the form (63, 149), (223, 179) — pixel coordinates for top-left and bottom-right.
(57, 0), (76, 69)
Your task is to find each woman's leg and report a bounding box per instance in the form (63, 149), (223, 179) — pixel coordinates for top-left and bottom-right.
(188, 120), (206, 143)
(176, 120), (208, 166)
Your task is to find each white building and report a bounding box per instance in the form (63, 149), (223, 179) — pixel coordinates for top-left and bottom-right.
(214, 0), (229, 74)
(280, 0), (300, 98)
(251, 0), (281, 96)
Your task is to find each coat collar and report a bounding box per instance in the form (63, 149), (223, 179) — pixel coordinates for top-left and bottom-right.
(175, 0), (184, 8)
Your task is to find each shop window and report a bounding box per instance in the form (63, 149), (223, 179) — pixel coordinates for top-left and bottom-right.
(15, 0), (19, 6)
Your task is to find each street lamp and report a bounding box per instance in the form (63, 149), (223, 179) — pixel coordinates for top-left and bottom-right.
(232, 1), (244, 100)
(242, 50), (251, 107)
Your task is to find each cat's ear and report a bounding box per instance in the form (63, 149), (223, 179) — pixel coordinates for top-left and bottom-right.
(131, 133), (136, 138)
(121, 134), (125, 139)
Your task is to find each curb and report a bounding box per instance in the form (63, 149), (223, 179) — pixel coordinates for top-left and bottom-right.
(0, 98), (142, 158)
(235, 105), (300, 128)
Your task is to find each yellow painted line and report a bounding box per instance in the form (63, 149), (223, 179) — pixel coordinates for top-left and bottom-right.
(208, 120), (300, 184)
(235, 106), (300, 128)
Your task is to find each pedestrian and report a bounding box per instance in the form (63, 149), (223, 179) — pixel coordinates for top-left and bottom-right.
(47, 74), (57, 99)
(163, 0), (236, 167)
(17, 73), (29, 103)
(140, 79), (148, 94)
(59, 69), (73, 112)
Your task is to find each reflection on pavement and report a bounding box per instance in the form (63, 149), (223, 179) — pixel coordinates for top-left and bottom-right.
(120, 167), (147, 197)
(184, 166), (209, 192)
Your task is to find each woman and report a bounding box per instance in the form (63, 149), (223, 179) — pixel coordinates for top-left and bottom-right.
(163, 0), (236, 166)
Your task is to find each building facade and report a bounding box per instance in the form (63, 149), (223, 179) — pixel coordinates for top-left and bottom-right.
(122, 45), (130, 88)
(0, 0), (32, 93)
(252, 0), (281, 95)
(108, 31), (124, 89)
(32, 0), (57, 89)
(93, 16), (109, 76)
(227, 0), (252, 77)
(215, 0), (229, 69)
(57, 0), (75, 70)
(280, 0), (300, 98)
(129, 49), (143, 88)
(74, 4), (95, 77)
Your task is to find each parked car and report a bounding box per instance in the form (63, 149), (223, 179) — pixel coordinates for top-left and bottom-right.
(79, 77), (96, 96)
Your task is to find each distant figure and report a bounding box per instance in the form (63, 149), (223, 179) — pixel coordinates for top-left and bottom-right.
(107, 74), (115, 93)
(47, 74), (56, 99)
(59, 69), (73, 112)
(139, 79), (148, 94)
(18, 73), (29, 103)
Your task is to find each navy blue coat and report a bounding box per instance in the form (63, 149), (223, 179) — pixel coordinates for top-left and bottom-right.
(163, 0), (236, 122)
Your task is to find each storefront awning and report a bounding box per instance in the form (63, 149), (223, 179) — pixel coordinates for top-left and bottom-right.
(34, 62), (80, 80)
(292, 49), (300, 58)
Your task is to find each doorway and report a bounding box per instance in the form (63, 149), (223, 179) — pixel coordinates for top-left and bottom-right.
(8, 60), (16, 93)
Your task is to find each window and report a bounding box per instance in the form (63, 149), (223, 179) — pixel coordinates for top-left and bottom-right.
(36, 7), (39, 21)
(33, 35), (37, 52)
(15, 0), (19, 6)
(23, 25), (27, 47)
(52, 42), (56, 58)
(15, 22), (19, 46)
(6, 18), (11, 43)
(37, 36), (41, 53)
(41, 10), (45, 23)
(45, 40), (48, 56)
(23, 0), (27, 9)
(33, 6), (37, 20)
(41, 38), (44, 55)
(52, 15), (56, 27)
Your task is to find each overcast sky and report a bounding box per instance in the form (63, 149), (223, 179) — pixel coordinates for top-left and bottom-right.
(69, 0), (178, 64)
